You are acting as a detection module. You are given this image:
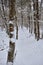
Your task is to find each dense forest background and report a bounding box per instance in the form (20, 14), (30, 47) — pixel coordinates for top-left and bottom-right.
(0, 0), (43, 65)
(0, 0), (43, 41)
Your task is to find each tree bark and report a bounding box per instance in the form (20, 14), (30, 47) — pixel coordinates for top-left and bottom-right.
(33, 0), (40, 40)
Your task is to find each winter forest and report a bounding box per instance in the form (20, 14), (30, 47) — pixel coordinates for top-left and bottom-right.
(0, 0), (43, 65)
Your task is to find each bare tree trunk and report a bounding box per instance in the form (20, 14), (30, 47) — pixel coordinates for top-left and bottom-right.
(27, 15), (30, 32)
(7, 0), (16, 64)
(16, 24), (18, 39)
(21, 0), (23, 28)
(36, 0), (40, 40)
(33, 0), (40, 40)
(21, 11), (23, 28)
(7, 41), (15, 63)
(33, 1), (37, 39)
(34, 16), (37, 39)
(9, 0), (16, 20)
(30, 16), (33, 34)
(27, 0), (31, 33)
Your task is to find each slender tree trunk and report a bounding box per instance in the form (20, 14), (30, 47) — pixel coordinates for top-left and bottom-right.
(36, 0), (40, 40)
(16, 24), (18, 39)
(33, 1), (37, 39)
(21, 11), (23, 28)
(27, 15), (30, 32)
(27, 0), (31, 33)
(30, 16), (33, 34)
(21, 0), (23, 28)
(33, 0), (40, 40)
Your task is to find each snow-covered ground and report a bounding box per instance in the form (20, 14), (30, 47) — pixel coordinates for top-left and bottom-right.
(0, 27), (43, 65)
(0, 28), (9, 65)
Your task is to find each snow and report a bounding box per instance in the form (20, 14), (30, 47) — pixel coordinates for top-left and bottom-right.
(8, 21), (13, 24)
(0, 28), (9, 65)
(14, 27), (43, 65)
(7, 62), (13, 65)
(0, 28), (9, 51)
(0, 27), (43, 65)
(10, 38), (16, 43)
(10, 32), (14, 34)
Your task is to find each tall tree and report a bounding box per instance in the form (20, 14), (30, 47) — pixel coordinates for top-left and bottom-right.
(21, 0), (23, 28)
(7, 0), (16, 64)
(36, 0), (40, 40)
(27, 0), (31, 33)
(33, 0), (40, 40)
